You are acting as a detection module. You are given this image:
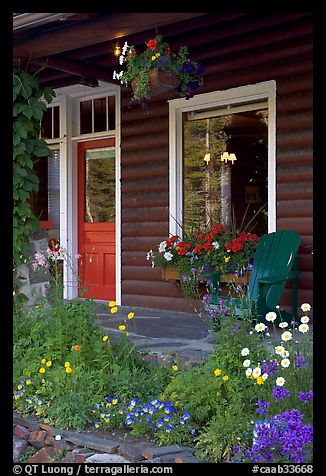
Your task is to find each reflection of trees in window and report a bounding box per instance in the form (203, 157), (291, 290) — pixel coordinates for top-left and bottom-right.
(85, 157), (115, 223)
(183, 109), (268, 237)
(183, 117), (229, 233)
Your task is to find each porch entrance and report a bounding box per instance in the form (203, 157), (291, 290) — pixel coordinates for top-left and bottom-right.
(77, 138), (116, 300)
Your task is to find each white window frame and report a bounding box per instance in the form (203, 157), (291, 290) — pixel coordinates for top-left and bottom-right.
(168, 80), (276, 237)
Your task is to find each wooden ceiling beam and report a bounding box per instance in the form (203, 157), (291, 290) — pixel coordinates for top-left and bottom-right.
(31, 56), (115, 84)
(13, 12), (207, 59)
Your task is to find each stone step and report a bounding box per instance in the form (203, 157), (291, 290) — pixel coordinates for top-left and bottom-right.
(62, 431), (120, 454)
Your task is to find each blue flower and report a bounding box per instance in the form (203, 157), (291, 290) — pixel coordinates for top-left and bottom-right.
(166, 424), (173, 432)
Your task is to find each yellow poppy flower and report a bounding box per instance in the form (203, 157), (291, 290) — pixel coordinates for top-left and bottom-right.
(224, 256), (231, 262)
(223, 375), (229, 381)
(41, 359), (47, 364)
(65, 367), (72, 374)
(172, 364), (178, 372)
(127, 312), (135, 319)
(108, 301), (116, 307)
(39, 367), (46, 374)
(110, 306), (118, 314)
(13, 291), (16, 296)
(64, 361), (70, 368)
(256, 377), (264, 385)
(46, 360), (52, 367)
(102, 335), (109, 342)
(214, 368), (222, 376)
(119, 325), (126, 331)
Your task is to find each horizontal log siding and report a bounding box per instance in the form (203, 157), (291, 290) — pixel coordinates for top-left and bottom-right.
(120, 13), (313, 313)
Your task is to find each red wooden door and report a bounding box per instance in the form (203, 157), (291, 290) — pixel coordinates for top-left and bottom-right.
(78, 139), (116, 300)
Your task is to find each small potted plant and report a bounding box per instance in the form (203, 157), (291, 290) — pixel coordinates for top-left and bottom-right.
(113, 35), (204, 102)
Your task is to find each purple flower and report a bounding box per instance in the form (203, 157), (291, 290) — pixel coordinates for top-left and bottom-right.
(231, 326), (238, 335)
(256, 399), (270, 416)
(182, 275), (190, 283)
(191, 267), (197, 276)
(237, 410), (313, 463)
(261, 358), (279, 377)
(295, 355), (308, 368)
(272, 386), (291, 400)
(297, 390), (313, 403)
(183, 62), (196, 74)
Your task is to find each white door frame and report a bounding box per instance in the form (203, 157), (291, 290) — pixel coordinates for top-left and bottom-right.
(168, 80), (276, 237)
(52, 83), (121, 304)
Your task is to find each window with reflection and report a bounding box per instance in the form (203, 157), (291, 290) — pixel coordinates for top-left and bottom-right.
(183, 109), (268, 236)
(84, 148), (115, 223)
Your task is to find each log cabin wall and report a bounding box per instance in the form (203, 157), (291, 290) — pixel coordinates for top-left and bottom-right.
(120, 12), (313, 312)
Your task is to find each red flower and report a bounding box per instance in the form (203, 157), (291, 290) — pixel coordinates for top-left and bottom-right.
(212, 224), (224, 234)
(166, 235), (179, 248)
(176, 241), (191, 255)
(196, 230), (203, 241)
(147, 39), (157, 51)
(204, 241), (212, 251)
(193, 244), (204, 254)
(48, 238), (60, 252)
(204, 231), (214, 242)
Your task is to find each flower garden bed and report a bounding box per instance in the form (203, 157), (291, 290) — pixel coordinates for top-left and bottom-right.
(13, 282), (313, 464)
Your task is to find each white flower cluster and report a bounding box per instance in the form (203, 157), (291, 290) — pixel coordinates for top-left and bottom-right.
(113, 42), (131, 84)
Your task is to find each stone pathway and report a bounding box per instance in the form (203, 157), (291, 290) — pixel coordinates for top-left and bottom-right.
(13, 412), (209, 464)
(96, 304), (214, 364)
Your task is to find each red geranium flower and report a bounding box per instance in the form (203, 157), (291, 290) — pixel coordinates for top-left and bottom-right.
(147, 39), (157, 51)
(193, 244), (204, 254)
(48, 237), (60, 252)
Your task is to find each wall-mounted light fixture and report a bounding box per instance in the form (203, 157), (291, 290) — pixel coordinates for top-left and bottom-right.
(114, 42), (121, 57)
(221, 152), (237, 165)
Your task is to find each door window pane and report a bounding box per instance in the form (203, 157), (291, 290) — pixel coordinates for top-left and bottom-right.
(84, 148), (115, 223)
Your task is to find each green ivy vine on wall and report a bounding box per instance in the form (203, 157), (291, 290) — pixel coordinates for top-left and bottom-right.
(13, 67), (55, 272)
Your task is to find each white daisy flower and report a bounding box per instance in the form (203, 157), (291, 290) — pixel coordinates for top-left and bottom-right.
(163, 251), (173, 261)
(283, 350), (290, 357)
(281, 358), (290, 368)
(255, 323), (267, 332)
(241, 348), (250, 356)
(301, 316), (310, 324)
(262, 373), (268, 381)
(119, 55), (125, 65)
(243, 359), (251, 368)
(281, 331), (292, 342)
(275, 345), (286, 356)
(246, 368), (253, 377)
(276, 377), (285, 387)
(265, 312), (277, 322)
(212, 241), (220, 249)
(158, 241), (167, 253)
(252, 367), (261, 378)
(301, 303), (311, 312)
(146, 250), (153, 261)
(298, 323), (309, 333)
(279, 321), (288, 329)
(122, 42), (129, 55)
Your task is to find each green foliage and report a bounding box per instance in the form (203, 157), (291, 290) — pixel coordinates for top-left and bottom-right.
(13, 295), (170, 430)
(195, 410), (251, 463)
(13, 67), (55, 270)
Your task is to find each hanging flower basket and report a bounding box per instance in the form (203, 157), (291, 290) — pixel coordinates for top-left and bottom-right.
(113, 35), (204, 102)
(131, 68), (181, 97)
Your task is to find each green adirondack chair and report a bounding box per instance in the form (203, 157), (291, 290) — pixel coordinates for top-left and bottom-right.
(206, 230), (301, 323)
